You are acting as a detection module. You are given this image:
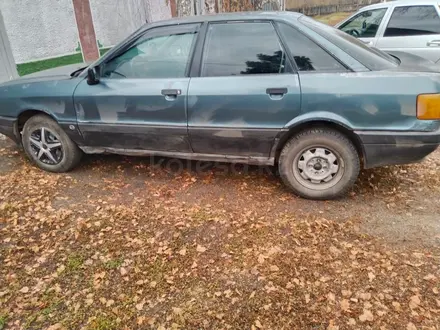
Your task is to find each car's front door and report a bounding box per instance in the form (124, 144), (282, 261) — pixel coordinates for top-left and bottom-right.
(187, 21), (301, 160)
(338, 7), (389, 46)
(74, 24), (200, 151)
(376, 5), (440, 62)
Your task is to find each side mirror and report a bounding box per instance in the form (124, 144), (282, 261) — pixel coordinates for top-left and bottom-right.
(87, 66), (101, 85)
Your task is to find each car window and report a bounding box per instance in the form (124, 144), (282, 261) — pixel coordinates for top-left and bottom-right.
(102, 30), (197, 79)
(339, 8), (387, 38)
(384, 5), (440, 37)
(299, 15), (398, 71)
(201, 22), (289, 77)
(278, 23), (347, 72)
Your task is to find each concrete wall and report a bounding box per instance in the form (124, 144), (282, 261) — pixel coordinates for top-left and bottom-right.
(0, 11), (18, 82)
(91, 0), (171, 49)
(0, 0), (171, 64)
(0, 0), (79, 63)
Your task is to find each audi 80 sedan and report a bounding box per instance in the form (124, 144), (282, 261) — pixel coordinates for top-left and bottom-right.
(0, 12), (439, 200)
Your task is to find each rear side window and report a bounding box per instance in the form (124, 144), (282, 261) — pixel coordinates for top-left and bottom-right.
(278, 23), (347, 72)
(201, 22), (289, 77)
(384, 5), (440, 37)
(300, 15), (398, 71)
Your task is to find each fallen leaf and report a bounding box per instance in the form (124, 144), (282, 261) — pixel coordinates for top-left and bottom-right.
(269, 265), (279, 272)
(196, 245), (207, 253)
(407, 322), (417, 330)
(340, 299), (350, 312)
(136, 300), (145, 311)
(19, 286), (29, 293)
(409, 295), (421, 309)
(359, 309), (374, 322)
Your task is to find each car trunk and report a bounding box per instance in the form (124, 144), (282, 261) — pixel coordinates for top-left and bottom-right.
(386, 50), (440, 73)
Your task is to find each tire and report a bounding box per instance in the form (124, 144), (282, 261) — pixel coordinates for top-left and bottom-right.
(22, 114), (82, 172)
(278, 128), (360, 200)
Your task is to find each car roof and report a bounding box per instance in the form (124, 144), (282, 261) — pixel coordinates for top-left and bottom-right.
(144, 11), (303, 29)
(359, 0), (440, 11)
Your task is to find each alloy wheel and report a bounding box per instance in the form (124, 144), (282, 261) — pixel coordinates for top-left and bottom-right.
(29, 127), (64, 165)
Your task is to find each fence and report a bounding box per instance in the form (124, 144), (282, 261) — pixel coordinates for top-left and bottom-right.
(174, 0), (284, 16)
(286, 0), (382, 15)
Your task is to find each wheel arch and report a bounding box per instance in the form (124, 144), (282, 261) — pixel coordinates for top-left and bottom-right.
(273, 119), (365, 167)
(17, 109), (58, 134)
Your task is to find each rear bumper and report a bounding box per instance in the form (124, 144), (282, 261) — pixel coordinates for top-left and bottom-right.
(0, 116), (19, 143)
(356, 130), (440, 168)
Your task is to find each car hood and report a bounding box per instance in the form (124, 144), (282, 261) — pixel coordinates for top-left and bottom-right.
(386, 51), (440, 73)
(0, 63), (88, 87)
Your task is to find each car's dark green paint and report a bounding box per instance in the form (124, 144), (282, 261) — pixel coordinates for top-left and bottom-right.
(0, 11), (439, 170)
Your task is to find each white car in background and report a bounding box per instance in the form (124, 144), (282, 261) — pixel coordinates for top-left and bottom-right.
(336, 0), (440, 63)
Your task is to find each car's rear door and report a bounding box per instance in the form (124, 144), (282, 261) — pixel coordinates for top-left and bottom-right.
(74, 24), (200, 151)
(187, 21), (301, 160)
(376, 4), (440, 62)
(337, 7), (389, 47)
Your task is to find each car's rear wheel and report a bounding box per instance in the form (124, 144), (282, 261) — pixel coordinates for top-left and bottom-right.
(22, 115), (82, 172)
(278, 128), (360, 200)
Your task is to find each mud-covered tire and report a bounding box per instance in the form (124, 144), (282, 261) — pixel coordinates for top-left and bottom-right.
(278, 128), (360, 200)
(22, 115), (82, 172)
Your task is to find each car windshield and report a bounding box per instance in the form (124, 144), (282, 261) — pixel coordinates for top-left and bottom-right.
(299, 15), (399, 70)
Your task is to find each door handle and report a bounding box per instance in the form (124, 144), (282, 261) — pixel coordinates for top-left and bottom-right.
(161, 89), (181, 96)
(266, 88), (288, 95)
(427, 40), (440, 46)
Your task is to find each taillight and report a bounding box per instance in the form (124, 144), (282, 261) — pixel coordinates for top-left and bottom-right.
(417, 94), (440, 120)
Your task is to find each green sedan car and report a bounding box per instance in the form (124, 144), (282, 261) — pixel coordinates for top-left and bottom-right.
(0, 12), (439, 200)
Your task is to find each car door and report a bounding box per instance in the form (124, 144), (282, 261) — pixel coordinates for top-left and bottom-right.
(376, 4), (440, 62)
(73, 24), (200, 151)
(187, 21), (301, 160)
(337, 7), (389, 46)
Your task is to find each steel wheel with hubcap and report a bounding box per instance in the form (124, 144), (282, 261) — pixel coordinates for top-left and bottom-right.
(294, 146), (344, 190)
(22, 115), (82, 173)
(279, 128), (360, 200)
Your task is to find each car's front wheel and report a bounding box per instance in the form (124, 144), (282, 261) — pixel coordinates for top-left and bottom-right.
(279, 128), (360, 200)
(22, 114), (82, 172)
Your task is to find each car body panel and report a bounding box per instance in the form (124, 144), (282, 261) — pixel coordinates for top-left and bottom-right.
(0, 11), (438, 171)
(336, 0), (440, 62)
(0, 75), (80, 124)
(298, 71), (440, 131)
(187, 74), (301, 157)
(74, 77), (191, 151)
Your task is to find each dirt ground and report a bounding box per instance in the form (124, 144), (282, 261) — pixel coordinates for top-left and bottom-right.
(1, 136), (440, 330)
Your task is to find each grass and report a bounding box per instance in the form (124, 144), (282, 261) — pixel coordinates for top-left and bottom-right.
(17, 53), (83, 76)
(88, 315), (118, 330)
(103, 258), (123, 270)
(0, 314), (7, 330)
(314, 12), (351, 25)
(16, 48), (111, 76)
(66, 254), (84, 272)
